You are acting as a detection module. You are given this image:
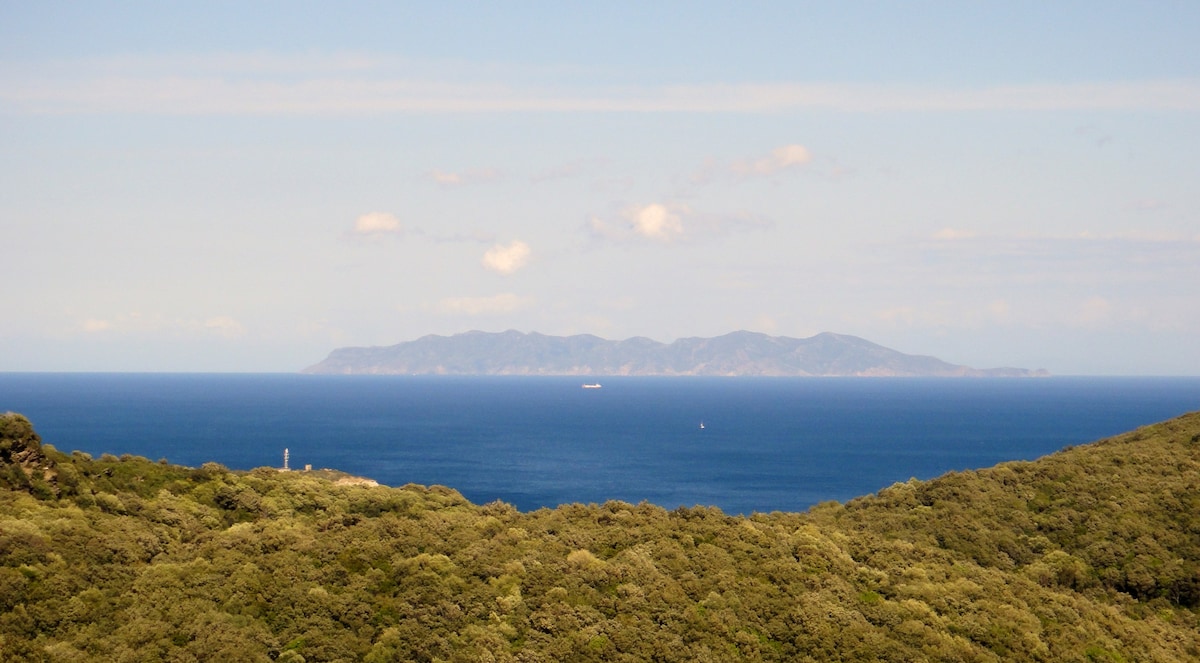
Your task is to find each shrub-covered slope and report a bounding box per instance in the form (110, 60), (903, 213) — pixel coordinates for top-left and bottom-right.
(1, 411), (1198, 662)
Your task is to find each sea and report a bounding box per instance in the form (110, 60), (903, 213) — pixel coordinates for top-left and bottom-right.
(2, 374), (1199, 515)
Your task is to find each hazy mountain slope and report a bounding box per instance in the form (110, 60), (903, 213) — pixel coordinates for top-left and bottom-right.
(303, 329), (1047, 377)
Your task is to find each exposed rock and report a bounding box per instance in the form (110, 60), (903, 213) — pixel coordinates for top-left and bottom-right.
(0, 412), (59, 497)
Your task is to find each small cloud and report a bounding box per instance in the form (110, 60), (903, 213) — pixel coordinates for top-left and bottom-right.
(579, 315), (615, 334)
(688, 157), (720, 186)
(530, 163), (579, 183)
(436, 293), (533, 316)
(873, 301), (1010, 330)
(353, 211), (402, 235)
(987, 299), (1011, 321)
(589, 203), (766, 243)
(530, 158), (605, 184)
(691, 211), (771, 236)
(482, 240), (531, 275)
(590, 176), (635, 195)
(1129, 199), (1168, 212)
(428, 168), (500, 187)
(820, 158), (856, 180)
(589, 204), (684, 243)
(587, 215), (622, 241)
(932, 228), (977, 240)
(76, 312), (246, 337)
(601, 296), (636, 311)
(1075, 296), (1112, 327)
(876, 306), (917, 325)
(629, 203), (685, 241)
(204, 316), (246, 338)
(430, 170), (462, 185)
(769, 144), (812, 168)
(82, 318), (112, 333)
(752, 315), (779, 334)
(732, 144), (811, 177)
(691, 144), (813, 185)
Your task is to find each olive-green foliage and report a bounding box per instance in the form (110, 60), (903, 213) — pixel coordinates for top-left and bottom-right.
(2, 410), (1200, 661)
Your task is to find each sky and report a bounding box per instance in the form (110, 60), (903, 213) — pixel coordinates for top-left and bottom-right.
(2, 2), (1199, 375)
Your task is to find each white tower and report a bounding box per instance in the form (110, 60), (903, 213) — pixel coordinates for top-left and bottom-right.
(283, 448), (290, 471)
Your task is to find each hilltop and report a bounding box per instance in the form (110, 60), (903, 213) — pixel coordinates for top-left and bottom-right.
(303, 330), (1047, 377)
(2, 410), (1198, 660)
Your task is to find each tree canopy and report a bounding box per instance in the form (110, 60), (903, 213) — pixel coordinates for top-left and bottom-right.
(2, 410), (1199, 661)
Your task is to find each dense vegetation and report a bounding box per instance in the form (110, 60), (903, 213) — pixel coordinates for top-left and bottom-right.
(2, 410), (1199, 661)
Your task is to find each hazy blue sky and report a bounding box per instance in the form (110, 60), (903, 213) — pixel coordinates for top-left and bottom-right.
(3, 2), (1199, 374)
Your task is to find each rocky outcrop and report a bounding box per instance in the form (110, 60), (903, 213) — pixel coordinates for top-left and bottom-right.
(0, 412), (59, 497)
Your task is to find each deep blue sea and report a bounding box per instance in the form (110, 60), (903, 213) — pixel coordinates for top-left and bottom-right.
(2, 374), (1199, 515)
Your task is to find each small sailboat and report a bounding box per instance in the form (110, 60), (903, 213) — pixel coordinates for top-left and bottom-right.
(699, 421), (705, 430)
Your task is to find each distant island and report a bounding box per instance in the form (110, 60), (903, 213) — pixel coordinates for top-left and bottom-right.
(303, 330), (1048, 377)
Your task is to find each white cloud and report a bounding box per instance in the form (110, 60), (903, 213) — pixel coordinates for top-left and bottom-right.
(923, 229), (1200, 247)
(876, 306), (917, 325)
(774, 144), (810, 165)
(9, 55), (1200, 115)
(590, 203), (767, 243)
(628, 203), (685, 241)
(1129, 199), (1168, 212)
(752, 315), (780, 334)
(74, 312), (246, 337)
(872, 301), (1012, 330)
(587, 216), (623, 241)
(601, 296), (636, 311)
(204, 316), (246, 338)
(987, 299), (1012, 321)
(82, 318), (112, 333)
(482, 240), (531, 275)
(529, 158), (604, 184)
(733, 144), (811, 176)
(1074, 296), (1113, 327)
(428, 168), (499, 187)
(436, 293), (533, 315)
(932, 228), (977, 240)
(353, 211), (402, 235)
(692, 144), (812, 184)
(430, 170), (463, 185)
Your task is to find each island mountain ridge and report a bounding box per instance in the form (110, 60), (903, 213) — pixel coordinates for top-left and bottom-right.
(303, 330), (1048, 377)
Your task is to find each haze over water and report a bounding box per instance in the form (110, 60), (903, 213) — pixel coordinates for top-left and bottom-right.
(4, 374), (1199, 514)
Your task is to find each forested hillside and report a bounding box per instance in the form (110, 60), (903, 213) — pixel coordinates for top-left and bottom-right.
(2, 410), (1199, 661)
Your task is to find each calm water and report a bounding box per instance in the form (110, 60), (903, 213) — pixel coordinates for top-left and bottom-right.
(2, 374), (1198, 514)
